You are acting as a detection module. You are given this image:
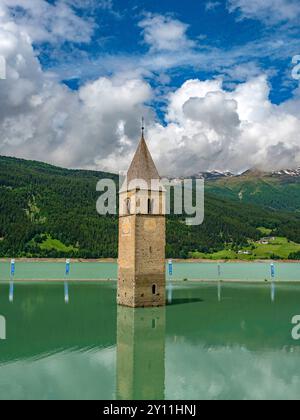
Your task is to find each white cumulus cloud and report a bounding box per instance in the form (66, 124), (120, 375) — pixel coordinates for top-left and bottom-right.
(0, 3), (152, 169)
(228, 0), (300, 25)
(138, 13), (195, 52)
(1, 3), (300, 177)
(1, 0), (95, 43)
(146, 76), (300, 175)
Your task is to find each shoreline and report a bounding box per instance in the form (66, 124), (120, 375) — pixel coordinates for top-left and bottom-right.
(0, 278), (299, 284)
(0, 258), (300, 263)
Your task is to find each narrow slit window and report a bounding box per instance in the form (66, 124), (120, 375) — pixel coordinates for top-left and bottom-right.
(152, 284), (156, 295)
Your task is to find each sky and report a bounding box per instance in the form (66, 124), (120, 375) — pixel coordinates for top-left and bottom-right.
(0, 0), (300, 175)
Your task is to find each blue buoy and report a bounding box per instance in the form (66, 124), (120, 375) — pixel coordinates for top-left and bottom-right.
(217, 263), (221, 279)
(271, 263), (275, 281)
(10, 259), (15, 277)
(64, 259), (70, 303)
(168, 259), (173, 277)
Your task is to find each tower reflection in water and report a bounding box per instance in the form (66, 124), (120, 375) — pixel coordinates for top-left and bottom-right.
(116, 306), (166, 400)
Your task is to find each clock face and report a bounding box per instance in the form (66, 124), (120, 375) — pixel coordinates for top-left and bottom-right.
(144, 219), (157, 232)
(122, 219), (131, 236)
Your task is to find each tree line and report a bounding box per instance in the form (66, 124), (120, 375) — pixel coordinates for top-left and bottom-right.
(1, 155), (300, 259)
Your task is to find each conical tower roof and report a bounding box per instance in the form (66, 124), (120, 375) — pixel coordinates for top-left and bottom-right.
(126, 133), (160, 187)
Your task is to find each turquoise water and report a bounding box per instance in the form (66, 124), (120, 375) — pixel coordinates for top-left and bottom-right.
(0, 281), (300, 400)
(0, 262), (117, 281)
(1, 261), (300, 281)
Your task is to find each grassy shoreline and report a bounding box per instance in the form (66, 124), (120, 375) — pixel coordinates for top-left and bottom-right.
(0, 278), (299, 284)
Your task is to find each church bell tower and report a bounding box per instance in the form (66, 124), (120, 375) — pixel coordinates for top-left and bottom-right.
(117, 124), (166, 308)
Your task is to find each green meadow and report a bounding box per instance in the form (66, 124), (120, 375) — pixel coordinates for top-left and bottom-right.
(191, 236), (300, 260)
(39, 236), (77, 253)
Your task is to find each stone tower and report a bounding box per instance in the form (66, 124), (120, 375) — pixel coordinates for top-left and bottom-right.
(117, 128), (166, 308)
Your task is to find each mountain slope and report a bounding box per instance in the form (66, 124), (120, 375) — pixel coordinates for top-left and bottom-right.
(1, 155), (300, 259)
(206, 169), (300, 212)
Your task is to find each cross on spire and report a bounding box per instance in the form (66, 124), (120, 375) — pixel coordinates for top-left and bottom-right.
(141, 117), (145, 138)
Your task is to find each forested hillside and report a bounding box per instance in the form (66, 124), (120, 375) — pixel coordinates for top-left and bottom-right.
(206, 170), (300, 212)
(1, 155), (300, 259)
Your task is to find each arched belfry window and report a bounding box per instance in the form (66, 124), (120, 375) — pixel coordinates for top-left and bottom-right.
(148, 198), (154, 214)
(126, 198), (131, 215)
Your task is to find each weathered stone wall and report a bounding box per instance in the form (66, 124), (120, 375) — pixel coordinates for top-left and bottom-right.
(134, 215), (165, 307)
(118, 214), (166, 308)
(117, 215), (136, 307)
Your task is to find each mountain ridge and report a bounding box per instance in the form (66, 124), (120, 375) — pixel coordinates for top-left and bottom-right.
(1, 155), (300, 259)
(189, 167), (300, 181)
(205, 166), (300, 212)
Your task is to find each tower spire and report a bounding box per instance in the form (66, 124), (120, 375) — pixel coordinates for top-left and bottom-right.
(126, 124), (160, 188)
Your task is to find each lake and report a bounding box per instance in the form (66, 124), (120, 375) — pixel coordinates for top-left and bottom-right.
(0, 261), (300, 282)
(0, 280), (300, 400)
